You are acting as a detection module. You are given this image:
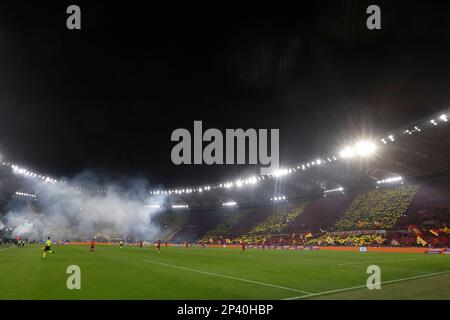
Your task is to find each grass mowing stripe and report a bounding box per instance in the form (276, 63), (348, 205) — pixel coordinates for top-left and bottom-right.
(283, 269), (450, 300)
(144, 259), (313, 295)
(0, 247), (14, 252)
(337, 257), (429, 266)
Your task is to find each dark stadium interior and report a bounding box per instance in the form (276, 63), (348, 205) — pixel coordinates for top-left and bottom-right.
(0, 1), (450, 186)
(1, 111), (450, 246)
(0, 0), (449, 247)
(1, 1), (450, 305)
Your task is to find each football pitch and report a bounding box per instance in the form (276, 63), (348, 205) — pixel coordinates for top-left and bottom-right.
(0, 244), (449, 300)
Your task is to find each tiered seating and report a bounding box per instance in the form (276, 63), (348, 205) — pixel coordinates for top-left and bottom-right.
(305, 232), (386, 246)
(286, 193), (355, 232)
(227, 206), (275, 236)
(334, 185), (418, 230)
(200, 208), (252, 242)
(152, 211), (188, 241)
(397, 178), (450, 228)
(248, 202), (306, 234)
(234, 202), (307, 243)
(173, 180), (450, 247)
(171, 208), (224, 242)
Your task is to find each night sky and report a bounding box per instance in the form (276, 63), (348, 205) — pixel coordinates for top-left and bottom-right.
(0, 1), (449, 187)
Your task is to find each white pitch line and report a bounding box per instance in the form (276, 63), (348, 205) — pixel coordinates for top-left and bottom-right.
(283, 269), (450, 300)
(144, 259), (313, 295)
(338, 257), (429, 266)
(0, 247), (14, 252)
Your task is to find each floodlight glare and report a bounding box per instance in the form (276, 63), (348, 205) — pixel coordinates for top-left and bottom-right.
(355, 141), (376, 157)
(144, 204), (161, 208)
(340, 147), (354, 159)
(273, 169), (288, 177)
(172, 204), (188, 209)
(222, 201), (237, 207)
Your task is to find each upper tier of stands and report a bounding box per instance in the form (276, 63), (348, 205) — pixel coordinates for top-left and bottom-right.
(334, 185), (419, 230)
(162, 178), (450, 246)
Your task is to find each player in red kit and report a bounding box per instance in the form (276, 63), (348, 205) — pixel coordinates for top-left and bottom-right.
(156, 240), (161, 253)
(241, 241), (246, 251)
(90, 238), (95, 255)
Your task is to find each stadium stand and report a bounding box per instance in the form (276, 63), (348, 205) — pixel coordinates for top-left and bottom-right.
(152, 211), (189, 241)
(234, 202), (307, 244)
(286, 193), (356, 232)
(333, 185), (419, 230)
(397, 178), (450, 228)
(200, 208), (252, 242)
(1, 111), (450, 248)
(170, 208), (225, 242)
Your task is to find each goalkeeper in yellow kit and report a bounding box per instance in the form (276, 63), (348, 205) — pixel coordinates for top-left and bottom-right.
(41, 237), (55, 259)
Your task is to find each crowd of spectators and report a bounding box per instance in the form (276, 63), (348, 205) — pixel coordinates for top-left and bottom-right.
(398, 179), (450, 229)
(200, 209), (251, 242)
(153, 211), (188, 241)
(231, 203), (307, 244)
(247, 203), (306, 235)
(334, 185), (418, 230)
(305, 232), (386, 246)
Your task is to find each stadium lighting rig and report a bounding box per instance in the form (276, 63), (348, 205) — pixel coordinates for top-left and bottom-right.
(339, 140), (377, 159)
(376, 176), (403, 185)
(323, 187), (344, 195)
(271, 195), (286, 202)
(14, 191), (37, 199)
(172, 204), (189, 209)
(144, 204), (161, 209)
(222, 201), (237, 207)
(1, 110), (448, 198)
(379, 112), (448, 145)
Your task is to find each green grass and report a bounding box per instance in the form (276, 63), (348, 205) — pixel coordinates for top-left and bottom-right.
(0, 244), (449, 300)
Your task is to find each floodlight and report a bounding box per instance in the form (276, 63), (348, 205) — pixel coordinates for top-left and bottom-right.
(354, 141), (376, 157)
(340, 147), (354, 159)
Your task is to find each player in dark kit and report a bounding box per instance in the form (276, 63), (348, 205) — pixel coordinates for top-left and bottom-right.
(156, 240), (161, 253)
(241, 241), (246, 251)
(90, 238), (95, 255)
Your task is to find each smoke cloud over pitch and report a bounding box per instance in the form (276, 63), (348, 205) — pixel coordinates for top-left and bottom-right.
(3, 172), (165, 241)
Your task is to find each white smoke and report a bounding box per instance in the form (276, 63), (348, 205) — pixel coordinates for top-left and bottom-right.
(4, 172), (165, 241)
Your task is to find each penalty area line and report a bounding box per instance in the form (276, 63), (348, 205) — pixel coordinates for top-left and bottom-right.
(283, 269), (450, 300)
(144, 259), (313, 295)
